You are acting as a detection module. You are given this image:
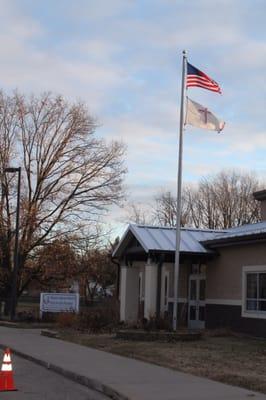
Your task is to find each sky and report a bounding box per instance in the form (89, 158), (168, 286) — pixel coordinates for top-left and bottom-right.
(0, 0), (266, 237)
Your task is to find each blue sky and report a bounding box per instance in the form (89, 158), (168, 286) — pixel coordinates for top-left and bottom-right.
(1, 0), (266, 235)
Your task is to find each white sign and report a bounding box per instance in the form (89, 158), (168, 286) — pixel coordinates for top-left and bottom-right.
(40, 293), (79, 316)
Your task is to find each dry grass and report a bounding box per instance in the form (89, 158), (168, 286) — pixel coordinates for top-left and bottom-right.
(59, 330), (266, 394)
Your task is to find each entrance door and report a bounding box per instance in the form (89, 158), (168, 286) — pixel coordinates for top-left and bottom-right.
(188, 274), (206, 329)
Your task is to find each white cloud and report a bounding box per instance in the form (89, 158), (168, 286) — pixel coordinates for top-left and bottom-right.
(0, 0), (265, 231)
(74, 39), (123, 61)
(65, 0), (133, 19)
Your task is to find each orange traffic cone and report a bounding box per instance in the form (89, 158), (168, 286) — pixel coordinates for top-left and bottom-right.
(0, 348), (17, 391)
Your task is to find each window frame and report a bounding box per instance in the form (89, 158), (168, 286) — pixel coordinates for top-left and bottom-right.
(242, 265), (266, 319)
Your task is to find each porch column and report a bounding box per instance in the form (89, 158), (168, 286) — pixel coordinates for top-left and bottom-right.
(144, 259), (158, 319)
(120, 265), (139, 322)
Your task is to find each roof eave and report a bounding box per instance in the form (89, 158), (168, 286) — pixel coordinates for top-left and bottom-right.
(253, 189), (266, 201)
(149, 249), (216, 256)
(112, 225), (131, 258)
(202, 232), (266, 248)
(112, 224), (150, 258)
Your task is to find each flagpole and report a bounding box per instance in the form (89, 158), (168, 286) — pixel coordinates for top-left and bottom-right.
(173, 50), (187, 331)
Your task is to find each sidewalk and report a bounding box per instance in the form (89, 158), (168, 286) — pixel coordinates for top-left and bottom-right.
(0, 326), (265, 400)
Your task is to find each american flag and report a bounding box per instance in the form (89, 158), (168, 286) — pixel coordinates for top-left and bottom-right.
(186, 62), (221, 94)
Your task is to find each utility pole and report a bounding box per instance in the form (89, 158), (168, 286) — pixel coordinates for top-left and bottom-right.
(4, 167), (21, 320)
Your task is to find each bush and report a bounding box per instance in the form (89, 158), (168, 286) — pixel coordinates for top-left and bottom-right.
(57, 312), (78, 328)
(141, 314), (172, 332)
(77, 299), (119, 333)
(17, 310), (38, 323)
(41, 312), (57, 323)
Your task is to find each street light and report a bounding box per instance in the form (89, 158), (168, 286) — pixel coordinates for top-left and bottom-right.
(4, 167), (21, 320)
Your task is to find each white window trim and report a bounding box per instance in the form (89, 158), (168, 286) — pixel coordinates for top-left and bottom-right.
(168, 297), (188, 304)
(242, 265), (266, 320)
(206, 299), (241, 306)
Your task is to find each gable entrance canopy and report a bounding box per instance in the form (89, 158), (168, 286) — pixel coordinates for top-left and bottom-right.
(113, 224), (220, 263)
(113, 224), (222, 325)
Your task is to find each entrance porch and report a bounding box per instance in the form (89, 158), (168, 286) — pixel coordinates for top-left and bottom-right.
(119, 256), (208, 329)
(113, 224), (217, 329)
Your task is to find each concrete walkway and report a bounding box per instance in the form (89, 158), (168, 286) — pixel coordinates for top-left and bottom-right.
(0, 327), (265, 400)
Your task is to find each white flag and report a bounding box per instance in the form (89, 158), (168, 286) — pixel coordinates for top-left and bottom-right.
(185, 97), (225, 132)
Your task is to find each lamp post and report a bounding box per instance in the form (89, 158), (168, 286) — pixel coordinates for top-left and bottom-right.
(4, 167), (21, 320)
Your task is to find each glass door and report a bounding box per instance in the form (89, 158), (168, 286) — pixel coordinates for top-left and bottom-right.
(188, 274), (206, 329)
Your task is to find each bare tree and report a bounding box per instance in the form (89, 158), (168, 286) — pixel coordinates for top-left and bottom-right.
(152, 170), (262, 229)
(186, 171), (262, 229)
(183, 183), (221, 229)
(0, 91), (126, 314)
(124, 202), (154, 225)
(153, 190), (191, 227)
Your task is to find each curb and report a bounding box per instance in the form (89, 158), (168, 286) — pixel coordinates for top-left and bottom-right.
(0, 343), (129, 400)
(0, 321), (55, 329)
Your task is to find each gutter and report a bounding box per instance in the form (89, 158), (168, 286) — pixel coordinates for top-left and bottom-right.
(202, 232), (266, 248)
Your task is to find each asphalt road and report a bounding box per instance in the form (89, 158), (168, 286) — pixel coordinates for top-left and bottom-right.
(1, 354), (110, 400)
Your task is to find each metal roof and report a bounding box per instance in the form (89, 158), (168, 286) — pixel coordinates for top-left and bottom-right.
(202, 221), (266, 243)
(113, 224), (222, 257)
(113, 221), (266, 258)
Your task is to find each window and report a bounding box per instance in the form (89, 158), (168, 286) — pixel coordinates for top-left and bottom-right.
(246, 273), (266, 311)
(242, 266), (266, 319)
(191, 264), (206, 275)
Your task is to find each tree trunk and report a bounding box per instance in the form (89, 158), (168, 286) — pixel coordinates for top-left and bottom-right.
(4, 293), (11, 316)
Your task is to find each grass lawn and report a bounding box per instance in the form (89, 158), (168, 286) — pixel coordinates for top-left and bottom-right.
(59, 330), (266, 394)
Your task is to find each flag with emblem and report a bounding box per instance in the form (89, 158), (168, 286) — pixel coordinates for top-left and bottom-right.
(185, 97), (225, 132)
